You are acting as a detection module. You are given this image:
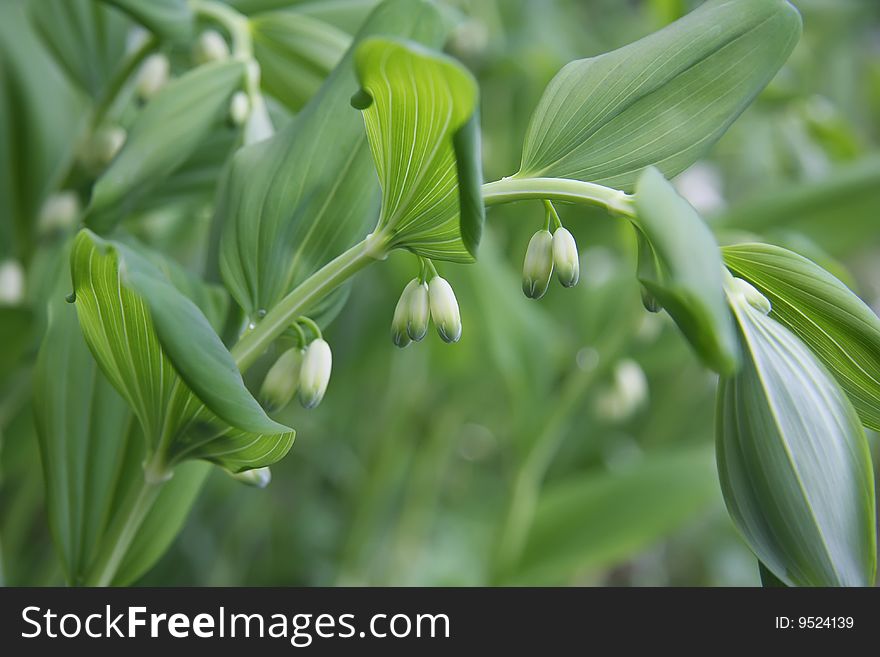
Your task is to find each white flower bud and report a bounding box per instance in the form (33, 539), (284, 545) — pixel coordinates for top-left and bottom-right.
(193, 29), (230, 65)
(391, 279), (430, 347)
(299, 339), (332, 409)
(244, 94), (275, 144)
(730, 277), (771, 315)
(229, 91), (250, 126)
(0, 260), (25, 305)
(428, 276), (462, 343)
(260, 348), (303, 410)
(552, 227), (579, 287)
(230, 466), (272, 488)
(38, 191), (80, 234)
(522, 229), (554, 299)
(92, 125), (127, 165)
(595, 359), (649, 422)
(136, 53), (170, 100)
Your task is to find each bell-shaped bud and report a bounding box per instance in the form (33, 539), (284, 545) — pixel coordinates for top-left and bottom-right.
(428, 276), (462, 343)
(299, 338), (332, 409)
(729, 277), (771, 315)
(391, 279), (429, 347)
(0, 259), (25, 305)
(229, 466), (272, 488)
(259, 347), (303, 411)
(229, 91), (250, 126)
(522, 230), (554, 299)
(38, 191), (80, 235)
(136, 53), (170, 100)
(92, 125), (127, 166)
(193, 29), (230, 65)
(552, 227), (579, 287)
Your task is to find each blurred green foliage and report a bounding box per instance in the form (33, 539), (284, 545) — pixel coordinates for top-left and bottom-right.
(1, 0), (878, 586)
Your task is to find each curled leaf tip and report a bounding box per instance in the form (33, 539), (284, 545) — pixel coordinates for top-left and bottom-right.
(350, 88), (373, 110)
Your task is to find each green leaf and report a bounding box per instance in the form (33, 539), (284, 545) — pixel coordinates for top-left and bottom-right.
(97, 0), (193, 43)
(218, 0), (451, 322)
(0, 307), (34, 382)
(354, 37), (483, 262)
(0, 1), (85, 258)
(33, 275), (209, 585)
(70, 229), (294, 473)
(717, 296), (876, 587)
(28, 0), (130, 96)
(252, 10), (351, 111)
(516, 0), (802, 191)
(633, 167), (738, 374)
(724, 243), (880, 432)
(87, 60), (246, 233)
(511, 448), (719, 585)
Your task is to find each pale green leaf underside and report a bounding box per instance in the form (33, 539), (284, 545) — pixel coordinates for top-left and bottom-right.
(724, 243), (880, 432)
(518, 0), (802, 191)
(35, 269), (210, 585)
(634, 167), (738, 375)
(70, 230), (293, 472)
(219, 0), (448, 321)
(355, 37), (481, 262)
(717, 302), (876, 587)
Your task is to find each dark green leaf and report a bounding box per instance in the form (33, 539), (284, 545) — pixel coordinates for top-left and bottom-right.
(717, 295), (876, 587)
(0, 307), (34, 381)
(517, 0), (802, 191)
(87, 60), (246, 232)
(724, 243), (880, 431)
(633, 167), (738, 374)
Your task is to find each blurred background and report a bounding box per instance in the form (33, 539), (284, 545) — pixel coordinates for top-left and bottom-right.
(1, 0), (879, 586)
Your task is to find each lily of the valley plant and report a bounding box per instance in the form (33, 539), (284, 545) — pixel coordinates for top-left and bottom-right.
(2, 0), (878, 586)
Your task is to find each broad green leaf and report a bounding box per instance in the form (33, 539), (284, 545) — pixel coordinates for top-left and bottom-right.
(219, 0), (451, 322)
(717, 296), (876, 587)
(70, 229), (294, 472)
(716, 155), (880, 256)
(511, 448), (718, 585)
(354, 37), (483, 262)
(34, 274), (209, 585)
(0, 1), (85, 258)
(28, 0), (129, 96)
(87, 60), (246, 233)
(724, 243), (880, 431)
(97, 0), (193, 43)
(517, 0), (802, 191)
(252, 10), (351, 111)
(633, 167), (738, 374)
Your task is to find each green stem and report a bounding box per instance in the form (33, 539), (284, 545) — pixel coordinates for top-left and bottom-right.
(482, 177), (636, 217)
(188, 0), (253, 59)
(91, 35), (158, 131)
(83, 476), (163, 586)
(231, 233), (389, 372)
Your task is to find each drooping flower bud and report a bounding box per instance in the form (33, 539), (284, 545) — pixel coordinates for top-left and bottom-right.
(38, 191), (80, 235)
(428, 276), (462, 343)
(595, 359), (649, 422)
(136, 53), (170, 100)
(552, 227), (579, 288)
(299, 339), (332, 409)
(92, 125), (127, 165)
(259, 347), (303, 411)
(0, 259), (24, 305)
(193, 29), (230, 65)
(229, 91), (250, 126)
(729, 277), (771, 315)
(230, 466), (272, 488)
(522, 230), (554, 299)
(391, 279), (430, 347)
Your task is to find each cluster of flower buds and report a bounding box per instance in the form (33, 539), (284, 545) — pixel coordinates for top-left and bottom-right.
(522, 220), (580, 299)
(260, 338), (333, 411)
(193, 29), (230, 65)
(136, 53), (170, 101)
(392, 275), (462, 347)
